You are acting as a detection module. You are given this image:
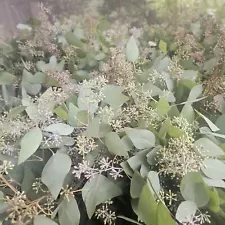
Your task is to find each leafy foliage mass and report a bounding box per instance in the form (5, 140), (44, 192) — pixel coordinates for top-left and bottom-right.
(1, 1), (225, 225)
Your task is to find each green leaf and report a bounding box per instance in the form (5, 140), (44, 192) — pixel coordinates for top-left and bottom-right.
(195, 110), (220, 132)
(84, 117), (111, 138)
(200, 127), (225, 139)
(127, 149), (150, 171)
(105, 132), (129, 157)
(82, 174), (122, 218)
(147, 171), (161, 194)
(137, 184), (157, 225)
(168, 124), (184, 138)
(180, 104), (195, 123)
(207, 187), (220, 213)
(175, 201), (197, 223)
(7, 106), (27, 120)
(194, 138), (225, 157)
(180, 172), (209, 207)
(102, 85), (129, 109)
(187, 84), (203, 102)
(59, 196), (80, 225)
(0, 71), (15, 85)
(77, 88), (98, 115)
(126, 36), (139, 62)
(76, 110), (92, 127)
(43, 123), (74, 136)
(65, 32), (83, 47)
(203, 58), (217, 71)
(67, 103), (79, 127)
(142, 81), (163, 97)
(73, 27), (85, 39)
(95, 52), (106, 61)
(33, 72), (46, 83)
(216, 114), (225, 135)
(21, 167), (35, 193)
(203, 176), (225, 188)
(18, 127), (42, 164)
(41, 153), (71, 199)
(54, 106), (68, 121)
(156, 98), (170, 116)
(36, 61), (48, 72)
(125, 128), (155, 149)
(157, 202), (176, 225)
(74, 70), (89, 81)
(34, 216), (58, 225)
(130, 171), (146, 198)
(147, 146), (160, 166)
(159, 40), (167, 53)
(181, 70), (198, 81)
(202, 159), (225, 180)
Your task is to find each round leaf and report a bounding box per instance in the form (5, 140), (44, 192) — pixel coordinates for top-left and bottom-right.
(202, 159), (225, 180)
(125, 128), (155, 150)
(43, 123), (74, 136)
(180, 172), (209, 207)
(176, 201), (197, 223)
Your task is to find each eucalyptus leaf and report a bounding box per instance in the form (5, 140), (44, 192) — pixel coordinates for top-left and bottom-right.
(125, 128), (155, 150)
(207, 187), (220, 213)
(7, 106), (27, 120)
(126, 36), (139, 62)
(137, 184), (157, 225)
(127, 149), (150, 172)
(41, 153), (71, 199)
(77, 88), (98, 115)
(43, 123), (74, 136)
(18, 127), (42, 164)
(102, 85), (129, 109)
(59, 196), (80, 225)
(194, 138), (225, 157)
(105, 132), (129, 157)
(0, 71), (15, 85)
(159, 40), (167, 53)
(195, 110), (220, 132)
(130, 171), (146, 198)
(65, 32), (83, 48)
(84, 117), (111, 138)
(82, 174), (122, 218)
(147, 171), (161, 194)
(216, 114), (225, 135)
(156, 98), (170, 116)
(21, 167), (35, 193)
(156, 202), (176, 225)
(180, 104), (195, 123)
(180, 172), (209, 207)
(175, 201), (198, 223)
(54, 106), (68, 121)
(34, 216), (58, 225)
(187, 84), (203, 102)
(202, 159), (225, 180)
(203, 176), (225, 188)
(67, 103), (79, 127)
